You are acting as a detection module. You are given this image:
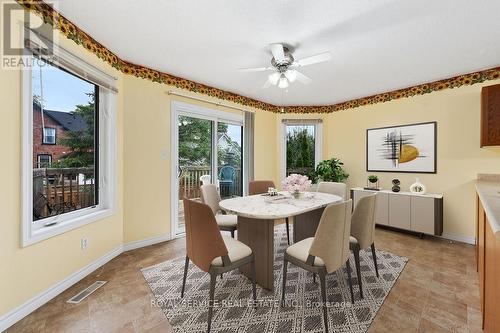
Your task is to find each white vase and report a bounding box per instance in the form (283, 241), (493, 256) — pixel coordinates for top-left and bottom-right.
(409, 178), (426, 194)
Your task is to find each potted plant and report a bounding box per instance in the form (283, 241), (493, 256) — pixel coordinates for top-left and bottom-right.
(366, 175), (379, 190)
(310, 158), (349, 184)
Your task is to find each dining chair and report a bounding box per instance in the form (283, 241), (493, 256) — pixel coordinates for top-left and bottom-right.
(199, 174), (211, 186)
(181, 198), (256, 333)
(249, 180), (291, 245)
(281, 200), (354, 333)
(317, 181), (347, 201)
(200, 184), (237, 238)
(350, 193), (378, 299)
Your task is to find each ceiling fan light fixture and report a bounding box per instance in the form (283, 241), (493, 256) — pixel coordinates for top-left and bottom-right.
(278, 76), (289, 89)
(268, 72), (281, 85)
(285, 70), (297, 82)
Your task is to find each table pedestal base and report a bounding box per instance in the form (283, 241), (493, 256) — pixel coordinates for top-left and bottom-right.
(237, 217), (274, 290)
(293, 207), (326, 243)
(237, 207), (325, 291)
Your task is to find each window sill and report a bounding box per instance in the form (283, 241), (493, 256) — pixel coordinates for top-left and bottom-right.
(22, 207), (115, 247)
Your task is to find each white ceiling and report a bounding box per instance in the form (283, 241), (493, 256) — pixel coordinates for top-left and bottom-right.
(55, 0), (500, 106)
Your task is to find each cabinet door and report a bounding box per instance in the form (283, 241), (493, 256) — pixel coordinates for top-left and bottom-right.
(389, 194), (410, 230)
(375, 192), (389, 225)
(478, 199), (485, 323)
(352, 190), (373, 208)
(410, 196), (435, 234)
(484, 217), (500, 332)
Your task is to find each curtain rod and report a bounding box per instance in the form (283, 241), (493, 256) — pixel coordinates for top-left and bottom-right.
(167, 90), (255, 113)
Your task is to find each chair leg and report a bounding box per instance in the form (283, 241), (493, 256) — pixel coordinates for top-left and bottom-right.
(207, 273), (217, 333)
(251, 260), (257, 302)
(353, 245), (363, 299)
(319, 273), (329, 333)
(285, 218), (290, 245)
(281, 258), (288, 305)
(371, 243), (379, 278)
(181, 256), (189, 298)
(346, 258), (355, 304)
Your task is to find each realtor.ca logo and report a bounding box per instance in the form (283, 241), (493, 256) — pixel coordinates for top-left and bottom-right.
(1, 1), (58, 70)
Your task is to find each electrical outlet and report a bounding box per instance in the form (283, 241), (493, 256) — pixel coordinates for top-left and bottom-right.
(81, 237), (88, 251)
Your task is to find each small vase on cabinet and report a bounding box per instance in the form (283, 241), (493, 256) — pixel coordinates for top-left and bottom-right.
(410, 178), (426, 195)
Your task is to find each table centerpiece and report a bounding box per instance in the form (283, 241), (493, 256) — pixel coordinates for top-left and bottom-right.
(282, 173), (312, 199)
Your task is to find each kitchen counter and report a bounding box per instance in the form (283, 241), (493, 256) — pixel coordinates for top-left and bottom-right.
(476, 175), (500, 238)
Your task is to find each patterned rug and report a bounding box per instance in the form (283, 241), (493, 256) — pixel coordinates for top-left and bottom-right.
(142, 225), (408, 332)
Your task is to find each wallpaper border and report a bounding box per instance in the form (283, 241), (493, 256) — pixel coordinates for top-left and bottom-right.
(17, 0), (500, 114)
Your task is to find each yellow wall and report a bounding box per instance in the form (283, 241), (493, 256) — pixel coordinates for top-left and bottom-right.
(0, 11), (124, 316)
(122, 75), (276, 243)
(324, 80), (500, 239)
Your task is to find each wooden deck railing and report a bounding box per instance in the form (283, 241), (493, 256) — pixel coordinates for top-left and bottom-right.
(178, 165), (241, 199)
(33, 167), (96, 220)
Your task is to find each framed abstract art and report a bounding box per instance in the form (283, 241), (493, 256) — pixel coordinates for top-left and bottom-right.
(366, 122), (437, 173)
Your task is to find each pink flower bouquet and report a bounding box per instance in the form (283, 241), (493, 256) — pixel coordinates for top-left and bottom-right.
(282, 174), (312, 197)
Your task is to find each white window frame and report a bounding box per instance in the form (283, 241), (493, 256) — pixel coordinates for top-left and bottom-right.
(37, 154), (52, 168)
(170, 101), (245, 237)
(21, 39), (117, 247)
(280, 120), (323, 180)
(42, 127), (56, 144)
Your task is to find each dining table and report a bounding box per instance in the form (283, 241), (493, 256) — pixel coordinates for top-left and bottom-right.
(219, 191), (342, 291)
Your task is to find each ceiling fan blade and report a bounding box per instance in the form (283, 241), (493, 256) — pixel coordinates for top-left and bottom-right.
(262, 79), (272, 89)
(269, 43), (285, 62)
(295, 71), (312, 84)
(238, 66), (271, 72)
(284, 69), (297, 83)
(295, 51), (332, 67)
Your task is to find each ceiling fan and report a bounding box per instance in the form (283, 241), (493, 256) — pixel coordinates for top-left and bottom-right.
(238, 43), (332, 89)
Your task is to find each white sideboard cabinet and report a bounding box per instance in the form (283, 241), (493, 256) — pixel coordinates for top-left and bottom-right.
(350, 188), (443, 236)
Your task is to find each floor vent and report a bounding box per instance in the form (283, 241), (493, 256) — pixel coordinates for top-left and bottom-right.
(67, 281), (107, 304)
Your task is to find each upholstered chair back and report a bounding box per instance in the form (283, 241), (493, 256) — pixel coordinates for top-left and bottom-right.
(183, 198), (228, 272)
(309, 200), (353, 273)
(200, 184), (221, 215)
(351, 194), (377, 250)
(249, 180), (275, 195)
(317, 181), (347, 201)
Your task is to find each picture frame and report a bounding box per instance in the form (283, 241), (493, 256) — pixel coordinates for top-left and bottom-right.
(366, 121), (437, 173)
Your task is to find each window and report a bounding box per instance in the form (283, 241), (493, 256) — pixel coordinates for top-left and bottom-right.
(281, 120), (322, 179)
(22, 35), (117, 247)
(42, 127), (56, 144)
(31, 58), (99, 222)
(37, 154), (52, 168)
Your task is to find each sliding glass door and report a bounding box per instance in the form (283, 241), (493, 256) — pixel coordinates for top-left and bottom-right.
(176, 115), (213, 233)
(172, 102), (244, 235)
(217, 122), (243, 198)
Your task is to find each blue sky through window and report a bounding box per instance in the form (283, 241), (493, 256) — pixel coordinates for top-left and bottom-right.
(32, 60), (94, 112)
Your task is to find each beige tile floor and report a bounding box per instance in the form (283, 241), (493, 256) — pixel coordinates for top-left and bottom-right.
(7, 227), (481, 333)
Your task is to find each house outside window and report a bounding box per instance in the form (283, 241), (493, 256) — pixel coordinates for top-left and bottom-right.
(42, 127), (56, 144)
(37, 154), (52, 168)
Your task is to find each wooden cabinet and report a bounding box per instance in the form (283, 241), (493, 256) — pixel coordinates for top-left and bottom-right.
(476, 194), (500, 332)
(481, 83), (500, 147)
(351, 188), (443, 235)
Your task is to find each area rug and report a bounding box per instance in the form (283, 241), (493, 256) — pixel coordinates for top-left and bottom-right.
(142, 225), (408, 332)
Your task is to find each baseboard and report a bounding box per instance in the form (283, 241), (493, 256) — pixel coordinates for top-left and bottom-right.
(440, 233), (476, 245)
(122, 234), (171, 252)
(0, 245), (123, 332)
